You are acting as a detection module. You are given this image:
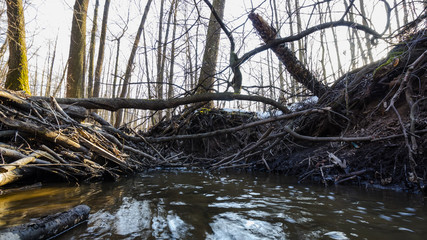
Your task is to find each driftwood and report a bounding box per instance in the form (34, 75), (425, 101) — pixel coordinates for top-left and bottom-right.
(0, 88), (161, 187)
(0, 205), (90, 240)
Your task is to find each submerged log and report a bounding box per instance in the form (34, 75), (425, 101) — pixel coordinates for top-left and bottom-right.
(0, 205), (90, 240)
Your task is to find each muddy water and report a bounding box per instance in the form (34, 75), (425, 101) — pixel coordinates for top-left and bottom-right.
(0, 169), (426, 240)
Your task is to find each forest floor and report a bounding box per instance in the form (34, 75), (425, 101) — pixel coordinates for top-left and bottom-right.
(0, 30), (426, 194)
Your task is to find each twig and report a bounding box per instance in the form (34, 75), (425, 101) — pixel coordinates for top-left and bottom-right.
(391, 105), (417, 170)
(283, 126), (373, 142)
(131, 129), (166, 162)
(148, 108), (325, 143)
(386, 49), (427, 111)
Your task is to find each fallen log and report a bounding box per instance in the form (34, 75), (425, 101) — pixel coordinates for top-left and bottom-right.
(0, 156), (36, 187)
(31, 92), (290, 113)
(0, 205), (90, 240)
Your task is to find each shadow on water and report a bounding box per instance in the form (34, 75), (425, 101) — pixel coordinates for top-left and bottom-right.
(0, 169), (426, 239)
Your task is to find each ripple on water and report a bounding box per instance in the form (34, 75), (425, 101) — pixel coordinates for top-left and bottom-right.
(324, 231), (349, 240)
(114, 198), (151, 235)
(206, 212), (286, 240)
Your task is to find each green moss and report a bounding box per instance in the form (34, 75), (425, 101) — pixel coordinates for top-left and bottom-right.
(198, 108), (212, 115)
(5, 0), (31, 95)
(373, 47), (405, 78)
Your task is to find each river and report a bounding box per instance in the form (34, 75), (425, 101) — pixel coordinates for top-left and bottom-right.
(0, 169), (426, 239)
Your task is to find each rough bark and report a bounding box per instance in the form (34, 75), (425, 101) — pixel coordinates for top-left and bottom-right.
(66, 0), (89, 98)
(5, 0), (30, 94)
(92, 0), (111, 98)
(248, 12), (329, 98)
(196, 0), (226, 106)
(87, 0), (99, 98)
(0, 205), (90, 240)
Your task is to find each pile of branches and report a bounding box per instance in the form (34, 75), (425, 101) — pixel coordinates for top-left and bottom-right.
(0, 89), (165, 187)
(143, 107), (331, 170)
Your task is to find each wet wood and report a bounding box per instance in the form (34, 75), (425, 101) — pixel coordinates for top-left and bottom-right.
(0, 205), (90, 240)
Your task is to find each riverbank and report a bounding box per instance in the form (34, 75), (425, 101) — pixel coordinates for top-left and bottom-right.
(0, 30), (426, 194)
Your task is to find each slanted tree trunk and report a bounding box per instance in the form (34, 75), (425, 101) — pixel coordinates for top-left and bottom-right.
(115, 0), (153, 128)
(5, 0), (30, 94)
(196, 0), (226, 108)
(66, 0), (89, 98)
(87, 0), (99, 98)
(248, 12), (329, 98)
(92, 0), (111, 99)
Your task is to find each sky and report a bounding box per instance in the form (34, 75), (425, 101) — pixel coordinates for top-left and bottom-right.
(2, 0), (424, 102)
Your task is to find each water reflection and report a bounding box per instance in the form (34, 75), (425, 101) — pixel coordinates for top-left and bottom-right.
(0, 169), (425, 239)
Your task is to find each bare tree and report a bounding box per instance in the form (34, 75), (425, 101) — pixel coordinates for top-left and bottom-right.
(115, 0), (153, 128)
(196, 0), (226, 107)
(5, 0), (30, 94)
(66, 0), (89, 98)
(45, 36), (58, 97)
(92, 0), (111, 99)
(87, 0), (99, 98)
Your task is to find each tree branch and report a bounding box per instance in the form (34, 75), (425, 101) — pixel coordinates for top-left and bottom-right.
(31, 92), (290, 113)
(239, 19), (382, 65)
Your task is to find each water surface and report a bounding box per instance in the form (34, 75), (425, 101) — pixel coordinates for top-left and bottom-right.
(0, 169), (426, 239)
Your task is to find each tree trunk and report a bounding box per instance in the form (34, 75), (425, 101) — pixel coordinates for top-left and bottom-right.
(154, 0), (166, 123)
(45, 36), (58, 97)
(286, 0), (296, 103)
(33, 92), (290, 113)
(327, 1), (344, 78)
(66, 0), (89, 98)
(196, 0), (226, 107)
(167, 0), (179, 120)
(359, 0), (374, 63)
(248, 12), (329, 98)
(114, 0), (153, 128)
(5, 0), (30, 94)
(92, 0), (111, 99)
(0, 205), (90, 240)
(87, 0), (99, 98)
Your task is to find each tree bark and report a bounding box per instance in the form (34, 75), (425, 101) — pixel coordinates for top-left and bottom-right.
(5, 0), (30, 94)
(248, 12), (329, 98)
(87, 0), (99, 98)
(196, 0), (226, 107)
(45, 36), (58, 97)
(167, 0), (179, 120)
(92, 0), (111, 98)
(66, 0), (89, 98)
(0, 205), (90, 240)
(114, 0), (153, 128)
(32, 92), (290, 113)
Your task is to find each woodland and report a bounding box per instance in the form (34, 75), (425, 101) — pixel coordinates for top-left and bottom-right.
(0, 0), (426, 198)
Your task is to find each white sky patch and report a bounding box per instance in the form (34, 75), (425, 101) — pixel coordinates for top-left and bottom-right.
(1, 0), (422, 115)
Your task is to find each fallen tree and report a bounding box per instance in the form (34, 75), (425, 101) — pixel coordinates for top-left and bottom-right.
(0, 205), (90, 240)
(31, 92), (290, 113)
